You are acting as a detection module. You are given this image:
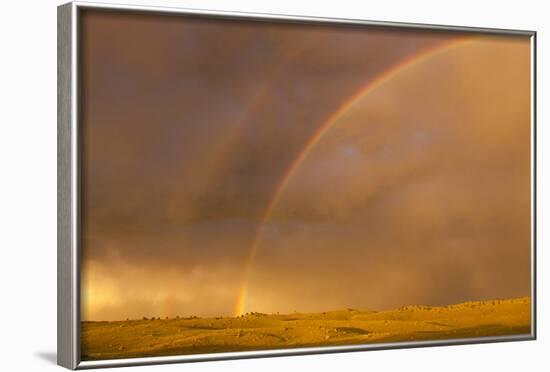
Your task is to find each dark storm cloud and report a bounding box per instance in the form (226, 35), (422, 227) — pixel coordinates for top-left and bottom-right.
(80, 9), (456, 259)
(79, 10), (530, 320)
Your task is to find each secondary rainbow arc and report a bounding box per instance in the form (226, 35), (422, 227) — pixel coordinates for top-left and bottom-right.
(234, 37), (472, 317)
(199, 37), (321, 186)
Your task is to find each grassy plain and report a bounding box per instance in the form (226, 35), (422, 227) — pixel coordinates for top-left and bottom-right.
(81, 297), (530, 360)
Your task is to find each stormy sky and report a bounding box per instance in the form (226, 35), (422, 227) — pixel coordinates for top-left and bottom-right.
(79, 10), (531, 321)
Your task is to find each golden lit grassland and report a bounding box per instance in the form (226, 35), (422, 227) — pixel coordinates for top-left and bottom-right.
(81, 297), (530, 360)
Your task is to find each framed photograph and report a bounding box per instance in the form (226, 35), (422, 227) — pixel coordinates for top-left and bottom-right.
(58, 1), (536, 369)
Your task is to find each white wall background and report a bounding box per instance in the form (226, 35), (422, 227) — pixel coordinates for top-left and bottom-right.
(0, 0), (546, 370)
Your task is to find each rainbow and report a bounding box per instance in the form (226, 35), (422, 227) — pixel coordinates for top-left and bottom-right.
(199, 37), (321, 186)
(234, 37), (472, 316)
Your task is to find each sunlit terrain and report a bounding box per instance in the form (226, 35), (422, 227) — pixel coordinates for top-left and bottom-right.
(81, 297), (530, 360)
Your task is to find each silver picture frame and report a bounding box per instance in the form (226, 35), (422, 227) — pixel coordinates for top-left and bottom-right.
(58, 1), (537, 369)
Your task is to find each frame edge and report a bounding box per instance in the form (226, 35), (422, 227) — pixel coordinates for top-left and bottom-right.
(58, 2), (78, 370)
(72, 0), (535, 36)
(65, 2), (537, 369)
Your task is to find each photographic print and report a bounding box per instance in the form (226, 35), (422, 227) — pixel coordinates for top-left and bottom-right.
(65, 5), (534, 365)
